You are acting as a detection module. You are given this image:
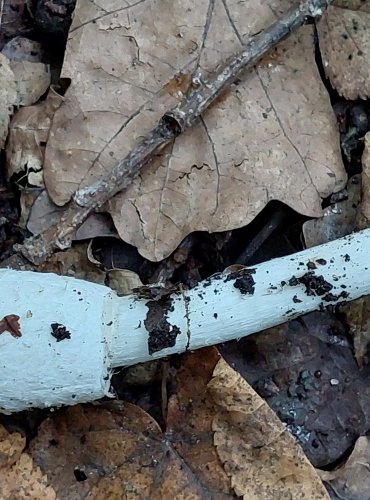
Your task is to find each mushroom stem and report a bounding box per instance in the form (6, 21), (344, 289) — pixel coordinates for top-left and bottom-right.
(1, 227), (368, 413)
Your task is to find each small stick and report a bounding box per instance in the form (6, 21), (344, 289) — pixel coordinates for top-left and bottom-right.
(19, 0), (332, 265)
(1, 228), (369, 413)
(236, 207), (287, 264)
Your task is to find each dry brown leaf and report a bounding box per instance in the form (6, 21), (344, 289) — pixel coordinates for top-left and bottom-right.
(73, 212), (118, 240)
(0, 423), (24, 467)
(1, 454), (57, 499)
(318, 4), (370, 100)
(166, 348), (232, 496)
(208, 358), (330, 499)
(0, 36), (51, 150)
(2, 35), (45, 63)
(27, 349), (231, 498)
(107, 268), (143, 296)
(6, 89), (63, 186)
(27, 189), (117, 239)
(0, 53), (17, 148)
(302, 174), (361, 247)
(43, 0), (346, 261)
(40, 242), (106, 284)
(339, 133), (370, 368)
(2, 36), (50, 106)
(26, 190), (66, 230)
(0, 0), (33, 49)
(19, 190), (42, 228)
(27, 349), (330, 498)
(341, 296), (370, 368)
(28, 398), (233, 499)
(318, 437), (370, 500)
(357, 131), (370, 229)
(0, 424), (56, 499)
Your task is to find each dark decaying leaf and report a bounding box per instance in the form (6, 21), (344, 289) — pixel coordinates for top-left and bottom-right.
(28, 349), (328, 498)
(0, 0), (33, 50)
(220, 312), (370, 467)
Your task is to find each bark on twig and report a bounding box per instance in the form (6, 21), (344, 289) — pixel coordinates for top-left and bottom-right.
(19, 0), (332, 265)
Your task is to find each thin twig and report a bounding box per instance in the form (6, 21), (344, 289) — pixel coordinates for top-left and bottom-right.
(0, 0), (4, 29)
(19, 0), (332, 265)
(236, 207), (287, 265)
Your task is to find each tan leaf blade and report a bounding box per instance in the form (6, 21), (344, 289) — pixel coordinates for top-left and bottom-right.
(0, 36), (51, 149)
(0, 53), (17, 148)
(318, 3), (370, 100)
(2, 37), (50, 107)
(26, 348), (332, 498)
(357, 131), (370, 230)
(43, 0), (346, 261)
(318, 436), (370, 500)
(208, 358), (330, 499)
(0, 0), (33, 49)
(5, 89), (63, 187)
(338, 133), (370, 368)
(0, 424), (56, 499)
(28, 397), (232, 499)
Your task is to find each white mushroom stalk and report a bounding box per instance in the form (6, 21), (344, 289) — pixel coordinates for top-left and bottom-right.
(1, 228), (369, 413)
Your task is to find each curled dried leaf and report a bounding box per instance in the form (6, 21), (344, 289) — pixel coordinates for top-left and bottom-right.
(0, 314), (21, 338)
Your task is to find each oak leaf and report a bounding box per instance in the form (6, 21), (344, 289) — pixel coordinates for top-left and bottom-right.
(28, 399), (232, 498)
(28, 348), (328, 498)
(318, 2), (370, 100)
(43, 0), (346, 261)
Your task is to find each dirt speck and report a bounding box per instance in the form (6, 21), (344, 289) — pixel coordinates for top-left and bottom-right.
(145, 297), (180, 355)
(225, 268), (256, 295)
(322, 291), (350, 302)
(51, 323), (71, 342)
(307, 261), (317, 270)
(286, 272), (333, 296)
(299, 273), (333, 296)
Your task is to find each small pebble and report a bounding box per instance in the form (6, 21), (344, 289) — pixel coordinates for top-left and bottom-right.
(330, 378), (339, 386)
